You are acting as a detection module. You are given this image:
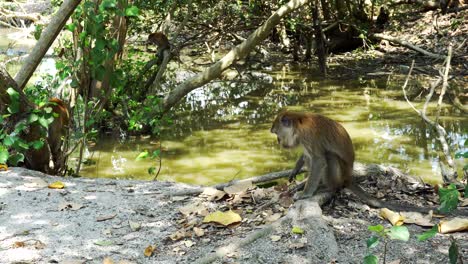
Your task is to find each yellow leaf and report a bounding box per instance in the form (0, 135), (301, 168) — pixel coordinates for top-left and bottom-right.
(438, 217), (468, 234)
(48, 181), (65, 189)
(0, 164), (8, 171)
(102, 257), (115, 264)
(144, 245), (156, 257)
(380, 208), (404, 226)
(203, 210), (242, 226)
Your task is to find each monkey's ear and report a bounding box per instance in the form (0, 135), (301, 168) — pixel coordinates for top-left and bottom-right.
(280, 116), (292, 127)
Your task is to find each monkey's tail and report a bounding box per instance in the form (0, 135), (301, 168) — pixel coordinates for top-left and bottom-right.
(346, 183), (432, 214)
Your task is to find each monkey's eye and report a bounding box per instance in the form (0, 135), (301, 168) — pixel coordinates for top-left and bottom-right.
(280, 116), (291, 127)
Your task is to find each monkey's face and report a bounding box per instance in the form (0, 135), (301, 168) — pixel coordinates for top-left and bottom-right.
(271, 114), (299, 149)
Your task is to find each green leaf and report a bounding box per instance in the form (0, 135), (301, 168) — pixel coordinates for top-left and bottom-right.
(151, 149), (161, 158)
(366, 236), (379, 249)
(38, 117), (49, 129)
(363, 255), (379, 264)
(291, 226), (304, 234)
(8, 153), (24, 165)
(0, 147), (8, 164)
(34, 24), (43, 40)
(449, 239), (459, 264)
(438, 184), (459, 214)
(30, 140), (45, 150)
(6, 88), (20, 114)
(387, 226), (409, 241)
(28, 113), (39, 123)
(125, 5), (139, 17)
(417, 225), (438, 241)
(93, 240), (113, 246)
(148, 167), (156, 175)
(136, 151), (149, 160)
(65, 23), (76, 32)
(3, 135), (15, 147)
(368, 225), (384, 233)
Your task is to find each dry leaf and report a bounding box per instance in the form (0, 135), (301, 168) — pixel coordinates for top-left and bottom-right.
(179, 203), (208, 216)
(266, 213), (282, 223)
(183, 240), (194, 248)
(34, 240), (46, 249)
(380, 208), (404, 226)
(193, 227), (205, 237)
(144, 245), (156, 257)
(170, 229), (189, 241)
(270, 235), (281, 242)
(129, 221), (141, 231)
(13, 241), (25, 248)
(438, 218), (468, 234)
(103, 257), (115, 264)
(0, 164), (8, 171)
(48, 181), (65, 189)
(459, 198), (468, 207)
(96, 214), (117, 222)
(400, 211), (433, 227)
(200, 187), (226, 201)
(224, 181), (252, 194)
(203, 210), (242, 226)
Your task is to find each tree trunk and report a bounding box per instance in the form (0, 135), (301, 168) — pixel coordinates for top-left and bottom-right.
(162, 0), (310, 113)
(14, 0), (82, 90)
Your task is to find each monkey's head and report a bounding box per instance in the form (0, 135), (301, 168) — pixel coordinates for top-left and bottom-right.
(271, 111), (300, 149)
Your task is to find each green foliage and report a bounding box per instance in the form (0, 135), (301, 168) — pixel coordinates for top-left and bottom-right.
(417, 225), (438, 241)
(449, 238), (459, 264)
(438, 184), (459, 214)
(363, 255), (379, 264)
(34, 24), (43, 40)
(365, 225), (410, 262)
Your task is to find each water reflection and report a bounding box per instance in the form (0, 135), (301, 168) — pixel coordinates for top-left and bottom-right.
(79, 66), (467, 184)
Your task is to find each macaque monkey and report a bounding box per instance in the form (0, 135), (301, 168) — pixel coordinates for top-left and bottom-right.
(271, 110), (436, 213)
(147, 32), (171, 62)
(47, 98), (70, 168)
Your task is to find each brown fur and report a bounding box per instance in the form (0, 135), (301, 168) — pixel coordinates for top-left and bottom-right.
(271, 110), (444, 214)
(147, 32), (170, 50)
(47, 98), (70, 168)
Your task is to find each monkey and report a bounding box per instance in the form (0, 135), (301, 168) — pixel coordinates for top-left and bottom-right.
(47, 98), (70, 170)
(147, 32), (171, 63)
(270, 110), (453, 214)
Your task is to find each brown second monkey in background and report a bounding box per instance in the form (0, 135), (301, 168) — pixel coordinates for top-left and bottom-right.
(271, 110), (434, 213)
(147, 32), (171, 61)
(47, 98), (70, 170)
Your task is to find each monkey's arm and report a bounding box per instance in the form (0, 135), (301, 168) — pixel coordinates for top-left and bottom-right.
(289, 154), (305, 182)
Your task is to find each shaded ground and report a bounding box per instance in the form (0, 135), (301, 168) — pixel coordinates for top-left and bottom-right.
(1, 167), (466, 263)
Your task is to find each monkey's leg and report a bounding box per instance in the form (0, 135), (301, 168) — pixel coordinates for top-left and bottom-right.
(300, 156), (327, 199)
(323, 153), (344, 192)
(289, 154), (305, 182)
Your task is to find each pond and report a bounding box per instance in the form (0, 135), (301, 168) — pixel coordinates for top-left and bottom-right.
(79, 65), (467, 185)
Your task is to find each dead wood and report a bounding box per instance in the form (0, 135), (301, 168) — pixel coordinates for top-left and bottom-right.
(373, 33), (445, 59)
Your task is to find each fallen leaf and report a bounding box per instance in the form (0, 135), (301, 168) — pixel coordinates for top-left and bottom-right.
(289, 242), (306, 249)
(400, 211), (433, 227)
(144, 245), (156, 257)
(183, 240), (194, 248)
(438, 218), (468, 234)
(224, 181), (252, 194)
(459, 198), (468, 207)
(266, 213), (282, 223)
(96, 214), (117, 222)
(200, 187), (226, 201)
(203, 210), (242, 226)
(171, 196), (187, 202)
(193, 227), (205, 237)
(48, 181), (65, 189)
(13, 241), (25, 248)
(270, 235), (281, 242)
(129, 221), (141, 231)
(103, 257), (115, 264)
(34, 240), (46, 249)
(0, 164), (8, 171)
(380, 208), (404, 226)
(169, 229), (189, 241)
(179, 203), (208, 216)
(291, 226), (304, 234)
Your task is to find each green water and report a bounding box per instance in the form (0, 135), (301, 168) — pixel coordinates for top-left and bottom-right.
(79, 66), (467, 185)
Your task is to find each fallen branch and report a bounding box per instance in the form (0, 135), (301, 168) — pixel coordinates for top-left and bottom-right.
(373, 33), (445, 60)
(167, 162), (419, 197)
(402, 45), (457, 182)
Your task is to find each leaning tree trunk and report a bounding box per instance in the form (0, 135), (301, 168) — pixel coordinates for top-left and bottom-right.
(14, 0), (82, 90)
(162, 0), (310, 113)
